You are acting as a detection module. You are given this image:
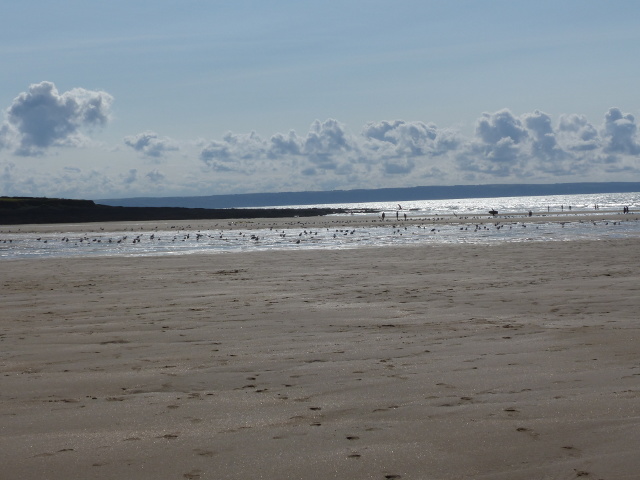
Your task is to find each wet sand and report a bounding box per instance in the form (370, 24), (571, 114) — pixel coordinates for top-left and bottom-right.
(1, 225), (639, 479)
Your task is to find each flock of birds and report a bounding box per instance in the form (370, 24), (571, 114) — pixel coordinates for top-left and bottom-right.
(1, 213), (638, 258)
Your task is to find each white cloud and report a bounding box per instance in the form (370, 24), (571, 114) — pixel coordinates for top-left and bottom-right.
(602, 107), (640, 155)
(302, 119), (356, 170)
(557, 114), (599, 152)
(2, 81), (113, 156)
(363, 120), (438, 156)
(199, 131), (270, 173)
(454, 110), (529, 178)
(123, 131), (179, 159)
(475, 109), (528, 145)
(523, 111), (560, 156)
(268, 130), (301, 157)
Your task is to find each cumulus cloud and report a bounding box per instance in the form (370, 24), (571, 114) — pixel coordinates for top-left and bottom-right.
(199, 120), (362, 176)
(1, 81), (113, 156)
(302, 119), (358, 171)
(454, 110), (530, 178)
(603, 107), (640, 155)
(476, 109), (528, 145)
(123, 131), (179, 159)
(362, 120), (438, 156)
(268, 130), (301, 157)
(521, 110), (571, 175)
(200, 131), (267, 173)
(361, 120), (460, 176)
(557, 114), (599, 152)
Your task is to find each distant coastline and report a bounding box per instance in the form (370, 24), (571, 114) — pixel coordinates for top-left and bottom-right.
(96, 181), (640, 209)
(4, 181), (640, 225)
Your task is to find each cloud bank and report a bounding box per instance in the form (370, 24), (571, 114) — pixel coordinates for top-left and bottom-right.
(196, 107), (640, 189)
(1, 81), (639, 198)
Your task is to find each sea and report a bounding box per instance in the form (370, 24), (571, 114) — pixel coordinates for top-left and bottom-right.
(2, 192), (640, 260)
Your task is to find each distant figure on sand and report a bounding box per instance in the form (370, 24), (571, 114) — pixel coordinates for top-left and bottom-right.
(382, 212), (385, 220)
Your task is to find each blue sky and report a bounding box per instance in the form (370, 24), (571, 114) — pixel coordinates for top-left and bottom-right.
(1, 0), (640, 199)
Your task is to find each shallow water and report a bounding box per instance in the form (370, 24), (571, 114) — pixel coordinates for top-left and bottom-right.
(3, 191), (639, 260)
(2, 214), (639, 260)
(266, 191), (640, 216)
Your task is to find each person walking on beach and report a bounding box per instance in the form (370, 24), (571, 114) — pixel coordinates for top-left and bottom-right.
(381, 212), (385, 221)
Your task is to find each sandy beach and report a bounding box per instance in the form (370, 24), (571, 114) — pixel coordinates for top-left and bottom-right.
(1, 219), (639, 479)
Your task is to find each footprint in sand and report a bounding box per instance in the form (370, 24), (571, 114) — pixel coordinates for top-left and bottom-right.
(194, 449), (215, 457)
(516, 427), (539, 438)
(33, 448), (74, 458)
(373, 405), (399, 412)
(561, 445), (581, 457)
(183, 470), (202, 479)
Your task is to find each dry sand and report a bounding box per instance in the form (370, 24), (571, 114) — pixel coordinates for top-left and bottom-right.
(1, 221), (639, 479)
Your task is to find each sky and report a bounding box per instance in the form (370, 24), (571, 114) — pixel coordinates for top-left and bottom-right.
(1, 0), (640, 200)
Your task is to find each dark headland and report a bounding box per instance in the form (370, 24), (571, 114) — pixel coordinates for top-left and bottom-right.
(0, 197), (366, 225)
